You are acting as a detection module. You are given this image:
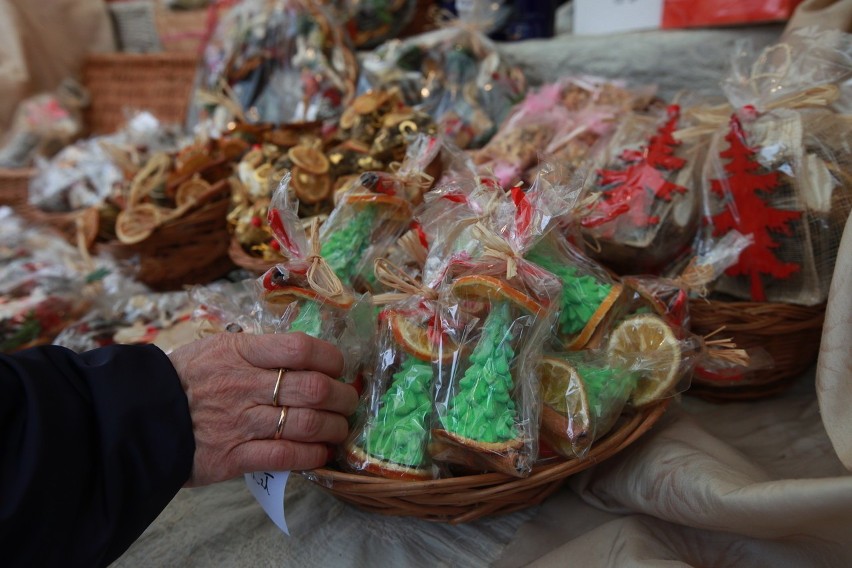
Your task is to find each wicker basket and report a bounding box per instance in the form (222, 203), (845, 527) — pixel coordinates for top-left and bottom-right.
(21, 206), (101, 252)
(228, 235), (281, 275)
(97, 179), (235, 290)
(688, 299), (826, 401)
(307, 399), (669, 524)
(82, 52), (199, 135)
(155, 4), (212, 54)
(0, 168), (35, 210)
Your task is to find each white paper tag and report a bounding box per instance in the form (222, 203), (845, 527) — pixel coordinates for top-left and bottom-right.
(245, 470), (290, 535)
(574, 0), (664, 35)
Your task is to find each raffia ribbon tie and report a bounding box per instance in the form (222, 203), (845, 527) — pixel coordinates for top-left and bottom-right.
(472, 223), (520, 280)
(702, 326), (750, 367)
(374, 258), (438, 302)
(388, 161), (434, 196)
(673, 257), (716, 298)
(305, 218), (350, 304)
(397, 229), (428, 267)
(674, 83), (840, 142)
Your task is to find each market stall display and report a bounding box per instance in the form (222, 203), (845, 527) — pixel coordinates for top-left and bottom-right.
(688, 29), (852, 397)
(3, 0), (850, 548)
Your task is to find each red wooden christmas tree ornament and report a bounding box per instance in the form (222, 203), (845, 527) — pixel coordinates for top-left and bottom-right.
(583, 104), (688, 231)
(709, 114), (802, 302)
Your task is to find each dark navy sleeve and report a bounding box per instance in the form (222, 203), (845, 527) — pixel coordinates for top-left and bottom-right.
(0, 344), (195, 567)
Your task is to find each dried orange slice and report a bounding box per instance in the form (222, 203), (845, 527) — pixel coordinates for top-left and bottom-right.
(291, 167), (332, 205)
(538, 357), (591, 452)
(265, 128), (301, 148)
(344, 443), (433, 481)
(339, 107), (358, 130)
(565, 283), (623, 351)
(451, 275), (542, 314)
(343, 193), (411, 222)
(175, 178), (212, 208)
(174, 152), (212, 179)
(332, 174), (360, 205)
(382, 111), (414, 128)
(263, 285), (354, 310)
(218, 137), (250, 160)
(386, 310), (455, 363)
(352, 91), (385, 115)
(288, 146), (329, 175)
(115, 204), (162, 245)
(607, 314), (680, 407)
(539, 357), (590, 417)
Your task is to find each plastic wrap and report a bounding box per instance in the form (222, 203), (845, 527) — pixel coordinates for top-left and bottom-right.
(473, 76), (654, 188)
(526, 231), (624, 351)
(54, 290), (199, 353)
(316, 135), (442, 291)
(0, 79), (88, 169)
(417, 167), (511, 288)
(427, 179), (563, 477)
(578, 103), (705, 275)
(699, 30), (852, 305)
(343, 261), (444, 480)
(358, 13), (526, 149)
(605, 234), (755, 404)
(538, 350), (636, 460)
(340, 0), (419, 50)
(0, 207), (96, 352)
(190, 0), (357, 128)
(256, 177), (373, 390)
(192, 279), (267, 336)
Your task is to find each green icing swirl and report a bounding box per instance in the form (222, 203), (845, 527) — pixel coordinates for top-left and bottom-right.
(576, 362), (637, 437)
(364, 355), (434, 467)
(443, 301), (519, 443)
(289, 300), (322, 338)
(320, 205), (377, 286)
(526, 247), (612, 337)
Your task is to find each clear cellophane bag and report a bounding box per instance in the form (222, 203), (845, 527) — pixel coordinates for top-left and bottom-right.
(578, 103), (706, 275)
(358, 8), (526, 149)
(190, 0), (357, 128)
(697, 29), (852, 305)
(343, 263), (444, 480)
(255, 175), (373, 389)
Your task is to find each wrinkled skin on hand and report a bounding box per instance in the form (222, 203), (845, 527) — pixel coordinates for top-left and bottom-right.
(168, 332), (358, 487)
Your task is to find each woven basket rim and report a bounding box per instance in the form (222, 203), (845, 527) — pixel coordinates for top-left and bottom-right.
(305, 398), (669, 522)
(688, 297), (825, 396)
(228, 234), (281, 274)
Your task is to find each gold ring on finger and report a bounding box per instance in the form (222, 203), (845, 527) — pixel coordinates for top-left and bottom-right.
(272, 368), (287, 407)
(274, 406), (289, 440)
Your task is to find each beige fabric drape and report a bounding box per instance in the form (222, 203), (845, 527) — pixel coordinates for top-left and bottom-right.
(817, 212), (852, 470)
(0, 0), (114, 132)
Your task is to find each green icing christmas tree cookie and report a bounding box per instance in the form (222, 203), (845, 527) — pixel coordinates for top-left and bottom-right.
(526, 245), (620, 349)
(353, 355), (434, 479)
(321, 205), (377, 286)
(289, 299), (322, 338)
(442, 301), (519, 444)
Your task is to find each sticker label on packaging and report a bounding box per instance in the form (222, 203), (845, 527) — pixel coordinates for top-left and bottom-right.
(245, 470), (290, 535)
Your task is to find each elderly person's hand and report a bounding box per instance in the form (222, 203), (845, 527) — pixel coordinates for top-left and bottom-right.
(168, 331), (358, 487)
